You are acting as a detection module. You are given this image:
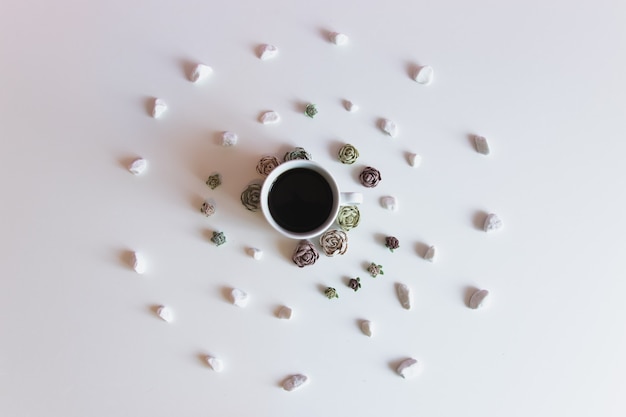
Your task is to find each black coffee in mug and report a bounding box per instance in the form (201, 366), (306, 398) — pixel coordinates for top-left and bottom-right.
(268, 167), (334, 233)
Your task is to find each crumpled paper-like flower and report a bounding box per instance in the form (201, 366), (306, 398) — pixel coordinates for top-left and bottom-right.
(385, 236), (400, 252)
(284, 147), (312, 161)
(319, 229), (348, 256)
(292, 240), (319, 267)
(206, 173), (222, 189)
(304, 104), (318, 118)
(337, 205), (360, 231)
(256, 155), (281, 176)
(367, 262), (384, 277)
(200, 201), (215, 217)
(359, 166), (382, 188)
(241, 183), (262, 212)
(211, 231), (226, 246)
(338, 144), (359, 164)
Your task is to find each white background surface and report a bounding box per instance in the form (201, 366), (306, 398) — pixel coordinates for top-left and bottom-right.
(1, 0), (626, 416)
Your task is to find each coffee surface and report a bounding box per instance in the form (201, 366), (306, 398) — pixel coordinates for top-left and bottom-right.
(268, 168), (334, 233)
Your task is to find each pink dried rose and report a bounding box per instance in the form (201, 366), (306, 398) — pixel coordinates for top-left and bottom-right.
(385, 236), (400, 252)
(319, 229), (348, 256)
(256, 155), (281, 176)
(359, 166), (382, 188)
(292, 240), (319, 267)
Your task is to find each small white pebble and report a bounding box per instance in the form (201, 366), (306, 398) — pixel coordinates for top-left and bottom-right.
(396, 358), (420, 378)
(343, 100), (358, 112)
(230, 288), (249, 308)
(329, 32), (349, 45)
(408, 153), (422, 167)
(156, 305), (173, 323)
(259, 111), (280, 124)
(247, 247), (263, 260)
(132, 251), (146, 274)
(381, 119), (398, 137)
(424, 245), (437, 262)
(221, 131), (238, 146)
(469, 289), (490, 309)
(206, 355), (224, 372)
(151, 98), (167, 119)
(474, 135), (490, 155)
(360, 320), (373, 337)
(396, 283), (413, 310)
(282, 374), (309, 391)
(259, 44), (279, 60)
(190, 63), (213, 83)
(483, 213), (503, 232)
(128, 158), (147, 175)
(381, 196), (399, 211)
(413, 65), (434, 85)
(277, 306), (293, 320)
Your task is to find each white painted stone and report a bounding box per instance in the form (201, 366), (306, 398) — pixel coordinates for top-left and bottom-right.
(259, 44), (279, 60)
(259, 111), (280, 124)
(424, 245), (436, 262)
(277, 306), (293, 320)
(381, 119), (398, 137)
(469, 289), (490, 309)
(483, 213), (503, 232)
(396, 358), (420, 378)
(329, 32), (349, 45)
(132, 251), (146, 274)
(222, 131), (238, 146)
(396, 283), (413, 310)
(231, 288), (249, 308)
(381, 196), (399, 211)
(156, 305), (173, 323)
(151, 98), (167, 118)
(190, 64), (213, 82)
(408, 153), (422, 167)
(206, 355), (224, 372)
(282, 374), (309, 391)
(343, 100), (358, 112)
(128, 158), (147, 175)
(360, 320), (373, 337)
(247, 247), (263, 260)
(474, 135), (490, 155)
(413, 65), (434, 85)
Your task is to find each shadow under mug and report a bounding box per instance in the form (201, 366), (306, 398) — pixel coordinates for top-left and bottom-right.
(260, 160), (362, 240)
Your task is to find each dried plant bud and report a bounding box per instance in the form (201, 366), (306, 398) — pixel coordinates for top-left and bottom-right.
(206, 173), (222, 190)
(240, 183), (262, 212)
(385, 236), (400, 252)
(348, 277), (361, 291)
(304, 103), (318, 118)
(292, 240), (319, 267)
(319, 229), (348, 256)
(359, 166), (382, 188)
(338, 144), (359, 164)
(367, 262), (384, 278)
(211, 231), (226, 246)
(200, 201), (216, 217)
(324, 287), (339, 299)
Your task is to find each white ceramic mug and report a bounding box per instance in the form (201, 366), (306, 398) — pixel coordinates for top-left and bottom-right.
(260, 160), (362, 239)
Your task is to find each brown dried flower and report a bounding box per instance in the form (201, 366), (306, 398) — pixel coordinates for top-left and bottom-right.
(385, 236), (400, 252)
(256, 155), (281, 176)
(241, 183), (262, 212)
(206, 173), (222, 190)
(292, 240), (319, 268)
(348, 277), (361, 291)
(319, 229), (348, 256)
(359, 166), (382, 188)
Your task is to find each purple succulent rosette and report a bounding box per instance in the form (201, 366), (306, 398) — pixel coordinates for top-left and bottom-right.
(319, 229), (348, 257)
(283, 147), (312, 161)
(241, 183), (262, 212)
(385, 236), (400, 252)
(338, 143), (359, 164)
(256, 155), (281, 176)
(359, 166), (382, 188)
(292, 240), (319, 267)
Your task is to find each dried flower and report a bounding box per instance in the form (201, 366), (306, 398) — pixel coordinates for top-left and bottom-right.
(324, 287), (339, 299)
(338, 143), (359, 164)
(359, 166), (382, 188)
(319, 229), (348, 256)
(385, 236), (400, 252)
(241, 183), (262, 212)
(206, 173), (222, 189)
(304, 104), (318, 118)
(367, 262), (384, 278)
(256, 155), (281, 176)
(211, 231), (226, 246)
(337, 205), (360, 231)
(292, 240), (319, 268)
(348, 277), (361, 291)
(283, 147), (312, 161)
(200, 201), (215, 217)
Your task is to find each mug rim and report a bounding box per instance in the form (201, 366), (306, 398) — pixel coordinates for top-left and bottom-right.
(260, 160), (340, 240)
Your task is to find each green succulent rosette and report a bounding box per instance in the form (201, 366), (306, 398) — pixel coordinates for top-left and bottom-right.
(337, 143), (359, 164)
(304, 104), (318, 118)
(206, 173), (222, 189)
(337, 205), (360, 231)
(283, 147), (312, 161)
(211, 231), (226, 246)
